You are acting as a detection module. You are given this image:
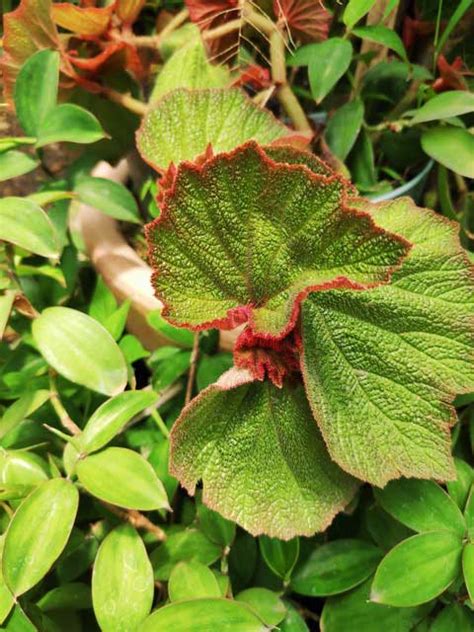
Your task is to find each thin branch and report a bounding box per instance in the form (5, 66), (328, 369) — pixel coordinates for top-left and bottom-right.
(49, 371), (82, 436)
(101, 87), (147, 116)
(185, 333), (200, 405)
(159, 7), (189, 40)
(102, 502), (167, 541)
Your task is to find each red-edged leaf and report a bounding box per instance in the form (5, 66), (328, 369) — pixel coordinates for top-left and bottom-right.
(0, 0), (72, 106)
(185, 0), (240, 59)
(116, 0), (146, 25)
(273, 0), (332, 42)
(51, 3), (114, 37)
(145, 142), (408, 340)
(170, 368), (358, 539)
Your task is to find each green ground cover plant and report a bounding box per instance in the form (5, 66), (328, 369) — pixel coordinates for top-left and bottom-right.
(0, 0), (474, 629)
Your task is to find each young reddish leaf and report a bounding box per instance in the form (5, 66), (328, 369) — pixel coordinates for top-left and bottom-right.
(302, 197), (474, 485)
(273, 0), (332, 43)
(185, 0), (240, 59)
(170, 368), (358, 539)
(51, 3), (114, 37)
(145, 142), (408, 339)
(116, 0), (146, 25)
(0, 0), (65, 106)
(136, 88), (292, 174)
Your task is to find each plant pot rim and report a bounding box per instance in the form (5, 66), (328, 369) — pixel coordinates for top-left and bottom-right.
(368, 159), (434, 203)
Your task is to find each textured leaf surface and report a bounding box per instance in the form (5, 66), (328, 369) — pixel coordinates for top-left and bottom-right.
(151, 39), (229, 103)
(302, 197), (474, 484)
(273, 0), (332, 42)
(137, 89), (291, 173)
(170, 369), (358, 539)
(146, 143), (408, 339)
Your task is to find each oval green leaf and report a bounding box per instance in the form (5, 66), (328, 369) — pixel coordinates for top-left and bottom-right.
(197, 501), (236, 548)
(236, 588), (286, 626)
(92, 524), (154, 632)
(343, 0), (376, 28)
(151, 529), (221, 581)
(36, 104), (105, 148)
(463, 542), (474, 603)
(421, 127), (474, 178)
(74, 177), (141, 224)
(37, 583), (92, 612)
(168, 561), (221, 602)
(0, 197), (59, 257)
(371, 531), (463, 607)
(375, 479), (466, 536)
(259, 536), (299, 580)
(3, 478), (79, 596)
(14, 49), (59, 137)
(411, 91), (474, 124)
(32, 307), (127, 396)
(0, 151), (39, 182)
(308, 39), (353, 104)
(353, 25), (407, 61)
(291, 540), (381, 597)
(141, 598), (267, 632)
(325, 99), (364, 161)
(80, 390), (158, 454)
(76, 447), (169, 511)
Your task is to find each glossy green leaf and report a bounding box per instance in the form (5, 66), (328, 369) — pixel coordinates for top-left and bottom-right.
(151, 529), (221, 581)
(74, 177), (141, 224)
(0, 450), (49, 487)
(137, 89), (291, 173)
(464, 485), (474, 537)
(279, 602), (309, 632)
(0, 538), (14, 625)
(421, 127), (474, 178)
(151, 39), (229, 103)
(236, 588), (286, 626)
(302, 197), (474, 485)
(371, 531), (463, 606)
(168, 561), (221, 602)
(36, 104), (105, 148)
(3, 478), (79, 596)
(259, 536), (299, 580)
(308, 39), (353, 103)
(0, 151), (39, 181)
(343, 0), (377, 28)
(462, 542), (474, 602)
(37, 583), (92, 612)
(291, 540), (381, 597)
(430, 604), (473, 632)
(14, 49), (59, 137)
(170, 372), (358, 539)
(0, 292), (15, 341)
(146, 142), (407, 339)
(411, 91), (474, 124)
(197, 501), (236, 548)
(365, 505), (412, 552)
(92, 524), (154, 632)
(0, 197), (59, 257)
(77, 447), (169, 511)
(80, 390), (158, 454)
(321, 578), (431, 632)
(375, 479), (466, 536)
(32, 307), (127, 396)
(0, 390), (50, 440)
(325, 99), (364, 161)
(447, 458), (474, 509)
(142, 598), (267, 631)
(353, 25), (407, 61)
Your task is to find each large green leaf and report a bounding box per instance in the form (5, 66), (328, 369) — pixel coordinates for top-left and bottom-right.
(325, 99), (364, 162)
(92, 524), (154, 632)
(151, 39), (229, 103)
(146, 142), (407, 339)
(352, 26), (407, 61)
(137, 89), (292, 173)
(0, 197), (59, 257)
(235, 588), (286, 627)
(170, 369), (357, 539)
(168, 561), (221, 602)
(410, 91), (474, 124)
(14, 49), (59, 136)
(74, 177), (141, 224)
(3, 478), (78, 597)
(291, 540), (381, 596)
(342, 0), (376, 28)
(375, 479), (466, 535)
(141, 598), (267, 631)
(259, 536), (299, 581)
(421, 127), (474, 178)
(76, 447), (169, 511)
(321, 578), (430, 632)
(36, 104), (105, 148)
(32, 307), (127, 396)
(0, 151), (39, 182)
(302, 197), (474, 484)
(370, 531), (463, 606)
(308, 39), (353, 104)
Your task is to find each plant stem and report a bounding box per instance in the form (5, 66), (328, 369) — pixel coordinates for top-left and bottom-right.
(150, 408), (170, 439)
(101, 87), (147, 116)
(158, 7), (189, 40)
(49, 371), (82, 436)
(102, 502), (167, 541)
(185, 333), (200, 405)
